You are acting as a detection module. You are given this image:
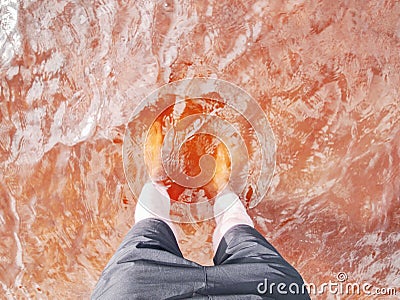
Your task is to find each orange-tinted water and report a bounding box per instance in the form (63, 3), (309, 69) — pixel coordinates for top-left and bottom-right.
(138, 96), (258, 204)
(1, 0), (399, 298)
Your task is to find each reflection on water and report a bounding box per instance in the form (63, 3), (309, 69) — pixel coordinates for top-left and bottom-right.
(1, 0), (399, 298)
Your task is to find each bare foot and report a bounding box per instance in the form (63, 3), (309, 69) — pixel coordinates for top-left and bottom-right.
(204, 142), (231, 198)
(144, 120), (164, 180)
(213, 142), (230, 189)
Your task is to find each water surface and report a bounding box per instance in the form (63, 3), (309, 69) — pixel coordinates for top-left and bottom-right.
(0, 0), (399, 298)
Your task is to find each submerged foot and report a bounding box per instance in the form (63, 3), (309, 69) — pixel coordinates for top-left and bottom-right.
(203, 142), (231, 198)
(144, 120), (164, 180)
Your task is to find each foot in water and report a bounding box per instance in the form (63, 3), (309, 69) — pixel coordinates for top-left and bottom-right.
(144, 119), (165, 181)
(203, 142), (231, 199)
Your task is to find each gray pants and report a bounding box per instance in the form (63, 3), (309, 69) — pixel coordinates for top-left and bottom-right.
(92, 219), (310, 299)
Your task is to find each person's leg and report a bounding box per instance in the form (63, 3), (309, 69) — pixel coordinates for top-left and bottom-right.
(134, 181), (177, 237)
(209, 192), (310, 299)
(212, 190), (254, 253)
(92, 182), (205, 299)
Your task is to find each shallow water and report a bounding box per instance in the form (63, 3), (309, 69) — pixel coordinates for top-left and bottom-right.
(1, 0), (399, 299)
